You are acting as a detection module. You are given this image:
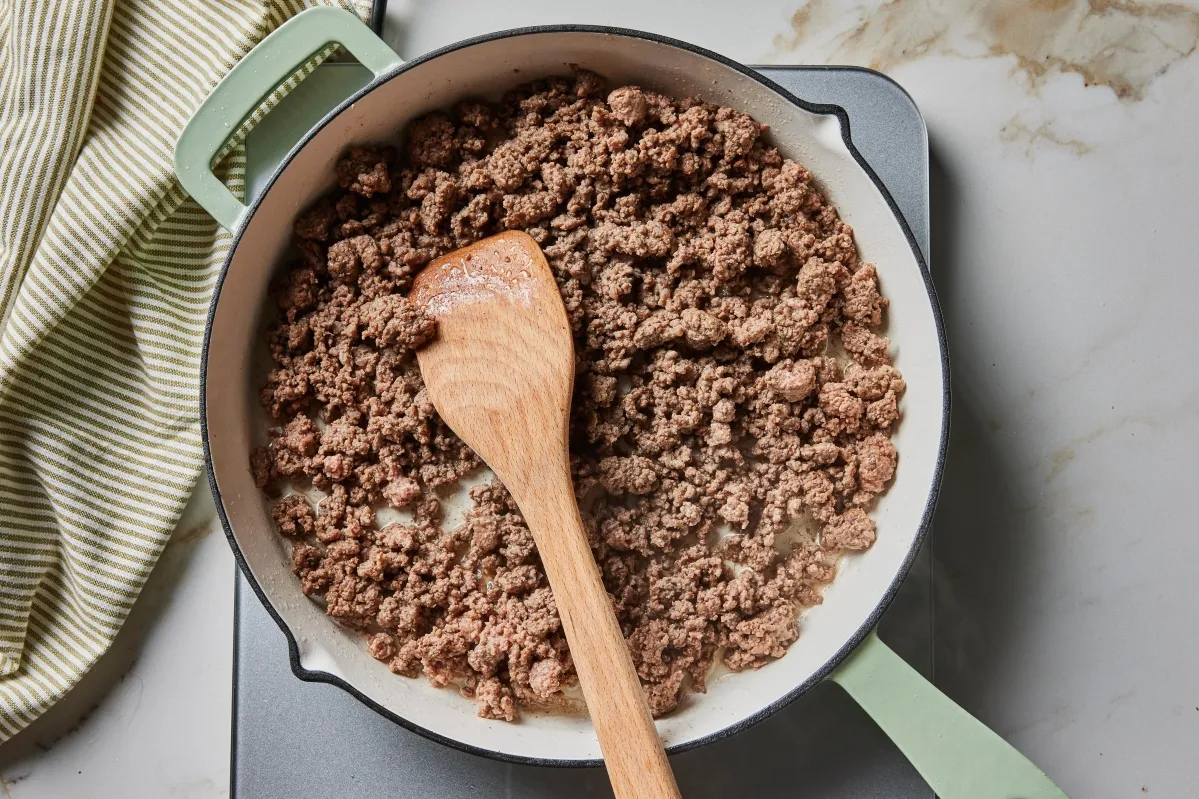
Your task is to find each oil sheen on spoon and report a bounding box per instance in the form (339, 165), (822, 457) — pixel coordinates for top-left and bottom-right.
(410, 231), (539, 318)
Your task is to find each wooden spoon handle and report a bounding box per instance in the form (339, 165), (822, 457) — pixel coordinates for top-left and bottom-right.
(519, 477), (681, 799)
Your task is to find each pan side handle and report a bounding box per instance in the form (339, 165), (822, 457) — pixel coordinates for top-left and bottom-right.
(172, 7), (402, 231)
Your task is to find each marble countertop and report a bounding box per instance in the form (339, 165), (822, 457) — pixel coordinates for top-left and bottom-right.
(2, 1), (1197, 796)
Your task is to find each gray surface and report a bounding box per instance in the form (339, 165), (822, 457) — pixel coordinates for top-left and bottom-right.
(235, 64), (933, 798)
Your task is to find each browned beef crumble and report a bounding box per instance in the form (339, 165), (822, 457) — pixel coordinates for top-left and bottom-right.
(253, 71), (903, 721)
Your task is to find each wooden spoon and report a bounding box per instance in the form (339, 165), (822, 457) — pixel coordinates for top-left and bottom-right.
(410, 231), (681, 799)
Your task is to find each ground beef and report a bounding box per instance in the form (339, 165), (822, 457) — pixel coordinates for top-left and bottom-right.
(254, 71), (904, 721)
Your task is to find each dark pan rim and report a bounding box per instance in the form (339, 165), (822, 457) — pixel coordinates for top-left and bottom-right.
(204, 23), (951, 770)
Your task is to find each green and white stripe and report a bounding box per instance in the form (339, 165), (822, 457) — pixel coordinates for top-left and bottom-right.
(0, 0), (372, 741)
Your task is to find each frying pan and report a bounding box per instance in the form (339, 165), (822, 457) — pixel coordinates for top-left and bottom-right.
(175, 8), (1068, 797)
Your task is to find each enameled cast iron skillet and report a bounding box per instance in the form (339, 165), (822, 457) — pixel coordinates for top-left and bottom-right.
(175, 9), (1067, 797)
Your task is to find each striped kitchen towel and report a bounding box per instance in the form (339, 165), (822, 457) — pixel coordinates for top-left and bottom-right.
(0, 0), (373, 741)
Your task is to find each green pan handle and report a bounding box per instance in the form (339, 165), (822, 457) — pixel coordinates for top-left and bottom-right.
(830, 629), (1070, 799)
(173, 7), (402, 231)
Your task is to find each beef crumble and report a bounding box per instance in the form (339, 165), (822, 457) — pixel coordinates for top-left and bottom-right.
(253, 71), (903, 721)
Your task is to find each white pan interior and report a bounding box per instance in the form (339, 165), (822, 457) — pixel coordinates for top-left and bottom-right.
(204, 30), (947, 762)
